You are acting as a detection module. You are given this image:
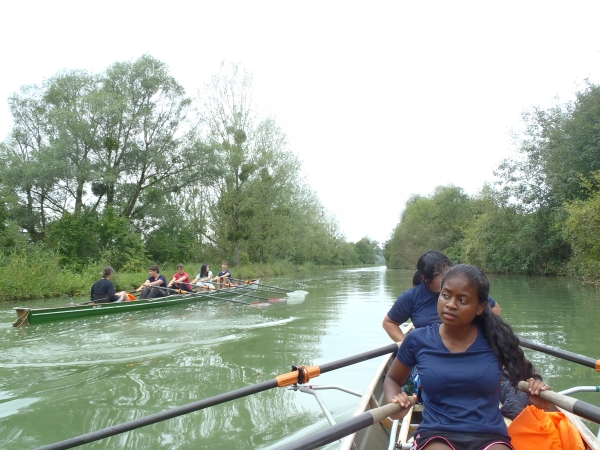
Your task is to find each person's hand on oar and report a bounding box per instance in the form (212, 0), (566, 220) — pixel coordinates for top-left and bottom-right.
(388, 392), (417, 421)
(524, 377), (554, 410)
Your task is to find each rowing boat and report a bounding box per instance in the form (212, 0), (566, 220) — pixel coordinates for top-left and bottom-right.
(337, 334), (600, 450)
(12, 279), (260, 326)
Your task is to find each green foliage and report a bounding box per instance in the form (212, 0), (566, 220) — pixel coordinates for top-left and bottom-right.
(385, 186), (472, 269)
(145, 221), (197, 265)
(354, 237), (378, 264)
(564, 173), (600, 285)
(45, 207), (146, 271)
(460, 186), (568, 274)
(489, 84), (600, 273)
(0, 247), (90, 301)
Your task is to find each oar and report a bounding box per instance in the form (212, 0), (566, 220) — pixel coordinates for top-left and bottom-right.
(518, 336), (600, 372)
(205, 282), (285, 303)
(230, 277), (301, 293)
(256, 286), (309, 298)
(237, 291), (287, 303)
(159, 286), (268, 307)
(35, 342), (402, 450)
(516, 381), (600, 424)
(276, 397), (417, 450)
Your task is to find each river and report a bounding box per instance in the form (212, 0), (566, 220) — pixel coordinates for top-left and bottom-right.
(0, 267), (599, 449)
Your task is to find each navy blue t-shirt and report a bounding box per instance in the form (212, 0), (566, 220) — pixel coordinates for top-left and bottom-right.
(147, 275), (167, 286)
(387, 283), (497, 328)
(397, 324), (507, 436)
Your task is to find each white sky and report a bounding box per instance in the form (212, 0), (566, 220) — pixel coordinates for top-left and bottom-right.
(1, 1), (600, 244)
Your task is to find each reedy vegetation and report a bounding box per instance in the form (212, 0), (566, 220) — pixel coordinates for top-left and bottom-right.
(385, 81), (600, 287)
(0, 56), (380, 301)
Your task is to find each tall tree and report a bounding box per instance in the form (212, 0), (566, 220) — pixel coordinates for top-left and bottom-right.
(385, 186), (472, 268)
(1, 55), (212, 244)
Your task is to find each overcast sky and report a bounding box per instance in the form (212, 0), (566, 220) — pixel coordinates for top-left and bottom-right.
(1, 1), (599, 244)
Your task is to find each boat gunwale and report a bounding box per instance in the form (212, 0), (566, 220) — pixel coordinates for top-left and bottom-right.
(338, 322), (415, 450)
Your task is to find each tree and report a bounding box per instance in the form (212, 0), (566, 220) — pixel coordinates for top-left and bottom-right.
(199, 63), (338, 266)
(384, 186), (472, 268)
(354, 237), (378, 264)
(1, 55), (217, 245)
(199, 63), (257, 266)
(45, 207), (146, 270)
(564, 172), (600, 285)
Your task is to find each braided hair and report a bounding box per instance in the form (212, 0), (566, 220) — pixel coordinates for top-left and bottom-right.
(441, 264), (535, 387)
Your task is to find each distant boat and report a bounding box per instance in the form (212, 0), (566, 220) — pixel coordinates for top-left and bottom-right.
(13, 279), (260, 326)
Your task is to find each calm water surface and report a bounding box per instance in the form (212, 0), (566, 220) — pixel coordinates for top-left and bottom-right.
(1, 267), (599, 449)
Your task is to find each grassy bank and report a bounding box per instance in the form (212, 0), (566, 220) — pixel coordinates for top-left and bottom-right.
(0, 249), (320, 303)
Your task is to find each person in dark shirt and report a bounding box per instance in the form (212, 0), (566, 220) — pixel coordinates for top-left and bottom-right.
(384, 265), (551, 450)
(90, 266), (128, 303)
(383, 250), (502, 343)
(213, 261), (233, 287)
(136, 265), (168, 299)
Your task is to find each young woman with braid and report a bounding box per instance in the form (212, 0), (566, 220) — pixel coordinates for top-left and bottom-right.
(384, 264), (552, 450)
(382, 251), (501, 343)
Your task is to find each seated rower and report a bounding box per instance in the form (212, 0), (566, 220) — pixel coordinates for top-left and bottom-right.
(136, 265), (168, 299)
(167, 263), (193, 292)
(213, 260), (233, 287)
(190, 264), (214, 290)
(91, 266), (128, 303)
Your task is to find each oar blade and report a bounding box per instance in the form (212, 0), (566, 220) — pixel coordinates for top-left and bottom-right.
(251, 302), (271, 308)
(268, 298), (286, 303)
(286, 290), (308, 297)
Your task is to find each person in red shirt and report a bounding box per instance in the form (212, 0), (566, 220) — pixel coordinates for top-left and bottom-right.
(167, 264), (193, 292)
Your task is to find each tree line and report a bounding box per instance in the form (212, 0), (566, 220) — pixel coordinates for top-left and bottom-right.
(384, 81), (600, 286)
(0, 56), (380, 277)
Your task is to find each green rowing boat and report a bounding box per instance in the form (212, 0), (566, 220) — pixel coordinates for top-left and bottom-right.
(13, 279), (260, 326)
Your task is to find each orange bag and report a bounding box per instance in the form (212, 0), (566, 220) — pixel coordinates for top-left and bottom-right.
(508, 405), (585, 450)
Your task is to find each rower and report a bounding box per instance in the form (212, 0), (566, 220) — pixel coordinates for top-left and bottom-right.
(213, 261), (233, 287)
(136, 265), (168, 299)
(91, 266), (128, 303)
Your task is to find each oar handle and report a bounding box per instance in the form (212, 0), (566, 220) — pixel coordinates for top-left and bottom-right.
(276, 397), (416, 450)
(517, 381), (600, 424)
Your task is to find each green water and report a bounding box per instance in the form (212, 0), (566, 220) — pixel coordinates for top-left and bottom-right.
(1, 267), (599, 449)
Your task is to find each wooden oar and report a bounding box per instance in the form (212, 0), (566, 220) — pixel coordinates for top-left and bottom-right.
(36, 342), (402, 450)
(230, 277), (300, 293)
(276, 397), (417, 450)
(518, 336), (600, 372)
(516, 381), (600, 424)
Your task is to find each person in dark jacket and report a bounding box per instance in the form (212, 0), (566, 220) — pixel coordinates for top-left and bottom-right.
(91, 266), (127, 303)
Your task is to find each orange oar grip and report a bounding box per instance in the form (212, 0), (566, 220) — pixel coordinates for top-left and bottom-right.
(276, 365), (321, 387)
(596, 360), (600, 372)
